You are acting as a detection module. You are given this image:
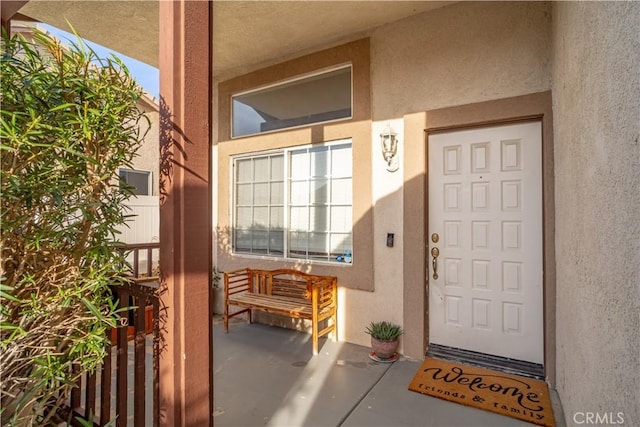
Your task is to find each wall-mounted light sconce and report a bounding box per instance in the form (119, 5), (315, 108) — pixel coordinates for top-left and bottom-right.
(380, 124), (399, 172)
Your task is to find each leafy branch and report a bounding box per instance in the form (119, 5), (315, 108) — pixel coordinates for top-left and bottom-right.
(1, 27), (148, 425)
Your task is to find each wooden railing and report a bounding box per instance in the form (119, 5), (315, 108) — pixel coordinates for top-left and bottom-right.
(59, 243), (160, 427)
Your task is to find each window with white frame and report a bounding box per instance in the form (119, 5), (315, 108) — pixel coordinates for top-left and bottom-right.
(233, 140), (353, 263)
(119, 169), (152, 196)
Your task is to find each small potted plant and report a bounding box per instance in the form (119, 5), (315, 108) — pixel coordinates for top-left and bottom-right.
(365, 320), (403, 362)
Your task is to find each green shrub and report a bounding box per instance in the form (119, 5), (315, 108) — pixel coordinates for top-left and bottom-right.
(0, 28), (148, 425)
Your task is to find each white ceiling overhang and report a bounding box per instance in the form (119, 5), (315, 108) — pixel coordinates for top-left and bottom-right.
(13, 1), (452, 78)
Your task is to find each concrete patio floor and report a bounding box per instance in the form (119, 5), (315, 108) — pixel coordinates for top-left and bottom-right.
(213, 317), (566, 427)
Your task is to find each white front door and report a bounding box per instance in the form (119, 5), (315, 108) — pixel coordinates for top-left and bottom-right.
(428, 121), (543, 364)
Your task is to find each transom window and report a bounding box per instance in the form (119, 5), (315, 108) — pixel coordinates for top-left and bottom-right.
(232, 66), (352, 138)
(233, 140), (353, 263)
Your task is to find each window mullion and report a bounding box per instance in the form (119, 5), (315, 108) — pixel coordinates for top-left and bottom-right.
(283, 149), (290, 259)
(250, 158), (255, 253)
(324, 152), (331, 261)
(306, 154), (311, 259)
(306, 179), (315, 259)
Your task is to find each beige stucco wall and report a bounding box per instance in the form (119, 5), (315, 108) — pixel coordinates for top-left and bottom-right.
(371, 1), (552, 119)
(361, 0), (552, 352)
(552, 2), (640, 424)
(213, 1), (553, 352)
(131, 100), (160, 196)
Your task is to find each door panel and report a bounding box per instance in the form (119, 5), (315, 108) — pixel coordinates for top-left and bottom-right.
(428, 122), (543, 364)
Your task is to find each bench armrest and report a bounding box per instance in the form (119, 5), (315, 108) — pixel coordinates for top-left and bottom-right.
(224, 268), (253, 297)
(309, 276), (337, 310)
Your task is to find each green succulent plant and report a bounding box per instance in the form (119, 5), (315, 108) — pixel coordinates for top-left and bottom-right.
(365, 321), (403, 341)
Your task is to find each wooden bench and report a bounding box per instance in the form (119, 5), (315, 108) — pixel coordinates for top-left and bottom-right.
(223, 268), (338, 354)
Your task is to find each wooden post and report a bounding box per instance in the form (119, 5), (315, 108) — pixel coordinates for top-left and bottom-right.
(158, 1), (213, 426)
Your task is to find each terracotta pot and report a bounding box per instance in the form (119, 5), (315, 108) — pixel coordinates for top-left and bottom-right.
(371, 337), (399, 359)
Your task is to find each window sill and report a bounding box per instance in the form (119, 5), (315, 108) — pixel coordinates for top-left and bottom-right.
(230, 252), (354, 268)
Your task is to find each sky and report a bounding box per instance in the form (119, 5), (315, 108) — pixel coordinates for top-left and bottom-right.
(41, 23), (159, 99)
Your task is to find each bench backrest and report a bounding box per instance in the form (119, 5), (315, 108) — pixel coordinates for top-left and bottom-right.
(273, 277), (309, 299)
(255, 269), (314, 299)
(225, 268), (336, 302)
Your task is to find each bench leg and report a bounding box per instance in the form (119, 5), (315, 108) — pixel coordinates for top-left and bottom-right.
(332, 312), (338, 342)
(312, 286), (320, 355)
(312, 328), (319, 356)
(226, 307), (254, 333)
(332, 282), (338, 342)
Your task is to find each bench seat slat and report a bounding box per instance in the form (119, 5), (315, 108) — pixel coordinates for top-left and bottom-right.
(229, 293), (335, 318)
(229, 294), (312, 317)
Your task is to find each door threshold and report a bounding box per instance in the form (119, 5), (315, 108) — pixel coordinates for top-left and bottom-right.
(426, 343), (544, 380)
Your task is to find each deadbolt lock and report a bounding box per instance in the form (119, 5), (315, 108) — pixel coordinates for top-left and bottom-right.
(431, 233), (439, 243)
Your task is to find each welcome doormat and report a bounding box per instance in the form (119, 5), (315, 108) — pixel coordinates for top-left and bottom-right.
(408, 357), (555, 426)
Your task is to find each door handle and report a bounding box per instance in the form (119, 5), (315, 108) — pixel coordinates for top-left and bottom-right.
(431, 247), (439, 280)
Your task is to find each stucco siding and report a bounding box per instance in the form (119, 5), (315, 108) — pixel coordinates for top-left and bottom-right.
(367, 1), (552, 352)
(552, 1), (640, 424)
(371, 1), (552, 119)
(131, 105), (160, 196)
